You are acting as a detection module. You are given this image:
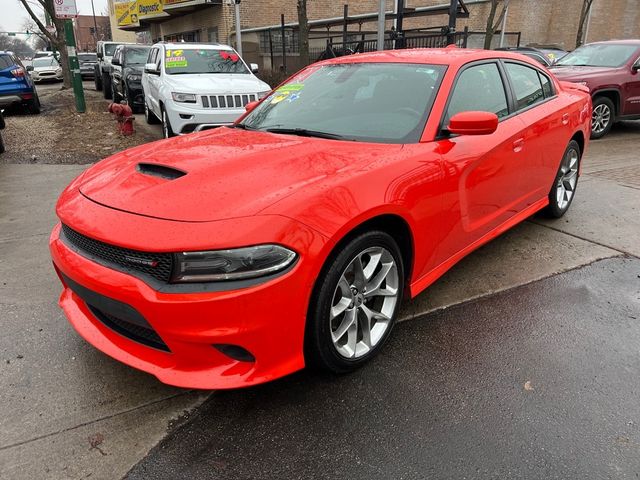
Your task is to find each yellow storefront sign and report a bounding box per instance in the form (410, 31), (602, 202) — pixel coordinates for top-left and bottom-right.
(137, 0), (163, 18)
(115, 0), (138, 26)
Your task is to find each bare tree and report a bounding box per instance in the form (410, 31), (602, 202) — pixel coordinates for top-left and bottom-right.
(23, 18), (49, 51)
(17, 0), (71, 88)
(575, 0), (595, 48)
(0, 34), (34, 58)
(483, 0), (511, 50)
(297, 0), (309, 67)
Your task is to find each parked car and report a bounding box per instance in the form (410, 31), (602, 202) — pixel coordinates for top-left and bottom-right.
(0, 50), (40, 114)
(549, 39), (640, 139)
(95, 40), (136, 99)
(30, 56), (63, 83)
(110, 45), (151, 112)
(0, 109), (5, 154)
(78, 52), (98, 80)
(495, 46), (567, 67)
(142, 42), (271, 137)
(51, 48), (591, 389)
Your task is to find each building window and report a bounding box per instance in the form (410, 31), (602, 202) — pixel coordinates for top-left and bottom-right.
(164, 30), (200, 43)
(207, 27), (218, 43)
(259, 30), (299, 53)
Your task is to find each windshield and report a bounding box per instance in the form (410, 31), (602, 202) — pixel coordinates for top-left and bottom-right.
(555, 43), (638, 67)
(125, 47), (150, 65)
(164, 48), (249, 75)
(33, 57), (59, 68)
(78, 53), (97, 63)
(241, 63), (445, 143)
(104, 44), (119, 56)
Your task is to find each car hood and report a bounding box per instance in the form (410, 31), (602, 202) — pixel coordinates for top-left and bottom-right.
(34, 66), (59, 72)
(162, 73), (270, 94)
(78, 128), (401, 222)
(549, 65), (617, 81)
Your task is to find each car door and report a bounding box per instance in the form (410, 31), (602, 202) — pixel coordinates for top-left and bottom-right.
(435, 61), (530, 261)
(503, 61), (564, 208)
(623, 52), (640, 116)
(146, 47), (162, 115)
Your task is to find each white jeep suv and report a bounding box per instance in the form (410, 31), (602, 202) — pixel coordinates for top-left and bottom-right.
(142, 42), (271, 137)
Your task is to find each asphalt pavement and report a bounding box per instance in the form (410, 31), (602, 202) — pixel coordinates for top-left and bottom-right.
(126, 256), (640, 480)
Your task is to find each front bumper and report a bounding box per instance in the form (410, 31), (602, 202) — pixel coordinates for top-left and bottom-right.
(165, 100), (245, 134)
(49, 200), (327, 389)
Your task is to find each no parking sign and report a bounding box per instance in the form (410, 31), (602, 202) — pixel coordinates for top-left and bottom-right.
(54, 0), (78, 19)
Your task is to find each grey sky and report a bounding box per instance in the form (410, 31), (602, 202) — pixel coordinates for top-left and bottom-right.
(2, 0), (109, 33)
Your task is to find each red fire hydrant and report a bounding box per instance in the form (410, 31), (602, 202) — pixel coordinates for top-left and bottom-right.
(108, 102), (135, 136)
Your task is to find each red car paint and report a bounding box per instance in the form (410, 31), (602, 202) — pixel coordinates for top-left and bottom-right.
(50, 48), (591, 389)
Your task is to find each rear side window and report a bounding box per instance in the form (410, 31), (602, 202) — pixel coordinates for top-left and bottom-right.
(538, 72), (554, 98)
(0, 55), (14, 70)
(505, 62), (545, 110)
(446, 63), (509, 123)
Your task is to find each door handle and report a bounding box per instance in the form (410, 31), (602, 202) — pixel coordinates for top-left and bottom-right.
(513, 138), (524, 153)
(562, 113), (570, 125)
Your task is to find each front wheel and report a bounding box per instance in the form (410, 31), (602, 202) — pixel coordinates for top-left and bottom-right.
(591, 96), (614, 139)
(144, 99), (160, 124)
(161, 107), (175, 138)
(95, 69), (102, 91)
(544, 139), (581, 218)
(103, 73), (112, 100)
(305, 231), (404, 373)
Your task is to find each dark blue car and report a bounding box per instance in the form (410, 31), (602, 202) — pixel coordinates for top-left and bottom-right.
(0, 51), (40, 114)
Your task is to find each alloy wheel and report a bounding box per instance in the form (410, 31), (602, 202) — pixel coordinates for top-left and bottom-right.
(162, 110), (169, 138)
(330, 246), (399, 359)
(556, 147), (579, 210)
(592, 103), (611, 135)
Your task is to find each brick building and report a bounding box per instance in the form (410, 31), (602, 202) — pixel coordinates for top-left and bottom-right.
(110, 0), (640, 70)
(73, 15), (112, 52)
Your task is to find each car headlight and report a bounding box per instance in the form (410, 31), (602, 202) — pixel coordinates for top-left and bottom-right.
(257, 90), (271, 100)
(171, 92), (197, 103)
(172, 244), (297, 282)
(127, 73), (141, 82)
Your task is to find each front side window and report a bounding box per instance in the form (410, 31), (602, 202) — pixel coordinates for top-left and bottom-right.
(163, 48), (248, 75)
(555, 43), (639, 68)
(505, 63), (545, 110)
(446, 63), (508, 123)
(241, 62), (446, 143)
(104, 44), (119, 56)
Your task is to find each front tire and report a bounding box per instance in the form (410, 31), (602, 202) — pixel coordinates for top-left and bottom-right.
(161, 106), (175, 138)
(103, 73), (112, 100)
(544, 140), (581, 218)
(95, 68), (102, 91)
(591, 96), (614, 139)
(144, 99), (160, 124)
(305, 231), (404, 373)
(111, 81), (121, 103)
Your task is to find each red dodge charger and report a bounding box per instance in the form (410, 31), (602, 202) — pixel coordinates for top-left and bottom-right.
(50, 48), (591, 389)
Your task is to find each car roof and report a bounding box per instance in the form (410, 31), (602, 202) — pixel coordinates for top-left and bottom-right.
(155, 42), (234, 50)
(317, 47), (546, 68)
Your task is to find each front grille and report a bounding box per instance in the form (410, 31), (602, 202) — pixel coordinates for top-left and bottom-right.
(201, 93), (256, 109)
(88, 305), (170, 352)
(61, 224), (173, 283)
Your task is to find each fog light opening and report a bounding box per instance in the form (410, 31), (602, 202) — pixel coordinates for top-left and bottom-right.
(213, 344), (255, 363)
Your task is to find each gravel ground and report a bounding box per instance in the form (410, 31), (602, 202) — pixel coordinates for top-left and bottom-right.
(0, 82), (160, 165)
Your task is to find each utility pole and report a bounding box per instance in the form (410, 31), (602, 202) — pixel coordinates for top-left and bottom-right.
(377, 0), (385, 51)
(90, 0), (99, 49)
(499, 3), (509, 47)
(64, 20), (86, 113)
(447, 0), (458, 45)
(584, 0), (594, 44)
(234, 0), (242, 57)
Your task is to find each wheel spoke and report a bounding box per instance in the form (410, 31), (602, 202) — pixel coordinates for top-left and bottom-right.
(345, 319), (358, 356)
(352, 255), (366, 290)
(332, 308), (356, 343)
(364, 261), (393, 298)
(358, 309), (372, 349)
(362, 251), (382, 281)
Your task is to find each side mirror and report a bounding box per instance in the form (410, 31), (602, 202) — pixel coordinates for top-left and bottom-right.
(144, 63), (159, 75)
(111, 57), (121, 66)
(245, 100), (259, 113)
(97, 51), (103, 60)
(26, 65), (33, 72)
(447, 111), (499, 136)
(632, 60), (640, 72)
(250, 63), (259, 73)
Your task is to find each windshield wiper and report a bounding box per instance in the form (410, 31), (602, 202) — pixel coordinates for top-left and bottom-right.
(264, 127), (346, 140)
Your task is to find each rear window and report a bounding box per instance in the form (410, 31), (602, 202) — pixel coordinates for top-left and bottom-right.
(0, 55), (15, 70)
(78, 53), (97, 63)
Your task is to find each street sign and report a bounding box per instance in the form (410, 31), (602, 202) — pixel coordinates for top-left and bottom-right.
(54, 0), (78, 19)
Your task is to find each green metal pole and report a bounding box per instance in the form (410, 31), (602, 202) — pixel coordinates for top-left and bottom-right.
(64, 19), (86, 113)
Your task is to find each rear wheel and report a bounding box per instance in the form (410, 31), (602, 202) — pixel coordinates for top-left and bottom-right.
(544, 140), (580, 218)
(0, 132), (5, 154)
(305, 231), (404, 373)
(102, 73), (112, 100)
(26, 91), (41, 114)
(591, 96), (614, 139)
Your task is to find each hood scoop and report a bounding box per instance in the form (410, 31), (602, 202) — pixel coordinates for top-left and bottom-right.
(136, 163), (186, 180)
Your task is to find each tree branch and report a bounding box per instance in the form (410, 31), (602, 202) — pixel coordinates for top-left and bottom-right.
(17, 0), (57, 44)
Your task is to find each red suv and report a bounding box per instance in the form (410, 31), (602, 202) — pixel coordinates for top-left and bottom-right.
(550, 40), (640, 138)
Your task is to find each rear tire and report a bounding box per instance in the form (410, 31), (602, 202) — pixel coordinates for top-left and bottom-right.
(543, 140), (581, 218)
(26, 91), (41, 115)
(0, 133), (5, 154)
(590, 96), (614, 139)
(305, 230), (404, 374)
(103, 73), (112, 100)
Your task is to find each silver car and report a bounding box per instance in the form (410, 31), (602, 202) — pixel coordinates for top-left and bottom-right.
(30, 56), (63, 83)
